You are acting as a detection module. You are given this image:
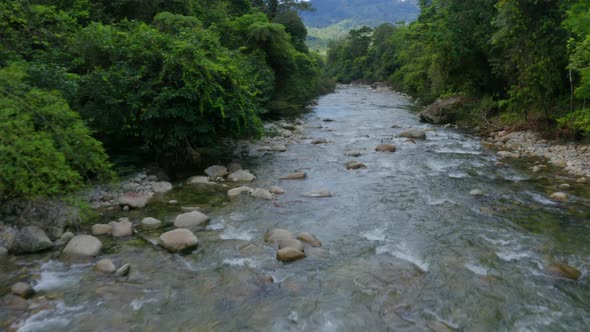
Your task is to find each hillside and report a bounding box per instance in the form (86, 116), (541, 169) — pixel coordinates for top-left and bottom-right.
(303, 0), (419, 52)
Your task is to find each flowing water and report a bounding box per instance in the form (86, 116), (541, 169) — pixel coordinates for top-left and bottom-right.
(3, 86), (590, 331)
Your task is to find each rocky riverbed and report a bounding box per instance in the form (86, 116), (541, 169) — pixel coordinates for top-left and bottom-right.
(1, 85), (590, 331)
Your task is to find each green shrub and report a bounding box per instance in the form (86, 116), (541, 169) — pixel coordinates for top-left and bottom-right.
(0, 63), (113, 200)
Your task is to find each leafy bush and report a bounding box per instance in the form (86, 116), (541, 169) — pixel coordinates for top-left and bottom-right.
(0, 63), (112, 199)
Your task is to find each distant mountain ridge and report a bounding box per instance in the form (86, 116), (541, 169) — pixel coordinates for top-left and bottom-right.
(302, 0), (419, 28)
(302, 0), (419, 52)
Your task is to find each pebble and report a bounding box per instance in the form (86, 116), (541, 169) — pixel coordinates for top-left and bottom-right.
(276, 248), (305, 262)
(375, 144), (396, 152)
(311, 138), (328, 144)
(168, 200), (178, 205)
(271, 144), (287, 152)
(95, 259), (116, 273)
(549, 192), (568, 201)
(297, 232), (322, 247)
(115, 264), (131, 277)
(141, 217), (162, 229)
(251, 188), (273, 200)
(280, 172), (307, 180)
(470, 189), (484, 196)
(92, 224), (113, 236)
(302, 190), (332, 198)
(270, 186), (286, 194)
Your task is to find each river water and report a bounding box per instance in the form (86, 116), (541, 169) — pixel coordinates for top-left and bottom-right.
(3, 86), (590, 331)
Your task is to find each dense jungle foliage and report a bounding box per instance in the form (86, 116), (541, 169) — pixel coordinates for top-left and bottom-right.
(0, 0), (334, 199)
(326, 0), (590, 138)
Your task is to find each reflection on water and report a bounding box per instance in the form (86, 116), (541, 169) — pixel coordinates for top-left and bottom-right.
(3, 86), (590, 331)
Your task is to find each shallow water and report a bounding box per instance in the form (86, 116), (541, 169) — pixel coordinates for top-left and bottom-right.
(3, 86), (590, 331)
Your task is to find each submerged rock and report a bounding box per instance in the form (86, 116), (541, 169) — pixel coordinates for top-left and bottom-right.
(546, 263), (581, 280)
(311, 138), (328, 144)
(14, 226), (53, 254)
(375, 144), (396, 152)
(470, 189), (484, 197)
(297, 232), (322, 247)
(346, 161), (367, 170)
(10, 282), (35, 299)
(345, 150), (363, 157)
(302, 190), (332, 198)
(115, 264), (131, 277)
(276, 248), (305, 262)
(174, 211), (211, 232)
(497, 151), (520, 159)
(159, 229), (198, 253)
(62, 235), (102, 258)
(280, 172), (307, 180)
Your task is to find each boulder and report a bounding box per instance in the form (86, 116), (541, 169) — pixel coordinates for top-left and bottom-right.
(228, 186), (254, 199)
(14, 226), (53, 254)
(302, 190), (332, 198)
(91, 224), (112, 236)
(264, 229), (294, 243)
(110, 219), (133, 237)
(151, 181), (173, 193)
(187, 176), (215, 185)
(141, 217), (162, 229)
(398, 128), (427, 139)
(257, 146), (272, 152)
(375, 144), (396, 152)
(95, 259), (116, 273)
(346, 161), (367, 170)
(297, 232), (322, 247)
(6, 198), (79, 241)
(311, 138), (328, 144)
(10, 282), (35, 299)
(549, 192), (568, 202)
(227, 170), (256, 182)
(204, 165), (228, 179)
(278, 239), (305, 252)
(419, 97), (463, 124)
(270, 186), (285, 194)
(62, 235), (102, 258)
(251, 188), (273, 200)
(59, 232), (75, 243)
(159, 229), (198, 253)
(271, 144), (287, 152)
(276, 248), (305, 262)
(280, 172), (307, 180)
(174, 211), (211, 232)
(546, 263), (581, 280)
(118, 192), (152, 209)
(115, 264), (131, 277)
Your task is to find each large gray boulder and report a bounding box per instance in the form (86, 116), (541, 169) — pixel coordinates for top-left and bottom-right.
(419, 97), (463, 124)
(204, 165), (228, 179)
(118, 192), (152, 209)
(62, 235), (102, 258)
(159, 229), (198, 253)
(174, 211), (210, 232)
(14, 226), (53, 254)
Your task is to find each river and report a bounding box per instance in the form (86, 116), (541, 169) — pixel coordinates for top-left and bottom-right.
(3, 85), (590, 331)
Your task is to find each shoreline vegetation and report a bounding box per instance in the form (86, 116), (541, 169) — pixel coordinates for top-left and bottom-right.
(325, 1), (590, 144)
(0, 0), (335, 202)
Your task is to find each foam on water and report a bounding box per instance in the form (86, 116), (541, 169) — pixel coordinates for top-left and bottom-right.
(362, 227), (387, 241)
(376, 243), (429, 272)
(222, 258), (259, 268)
(34, 261), (89, 292)
(219, 226), (254, 241)
(17, 301), (83, 332)
(130, 298), (158, 311)
(496, 250), (533, 262)
(464, 263), (489, 276)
